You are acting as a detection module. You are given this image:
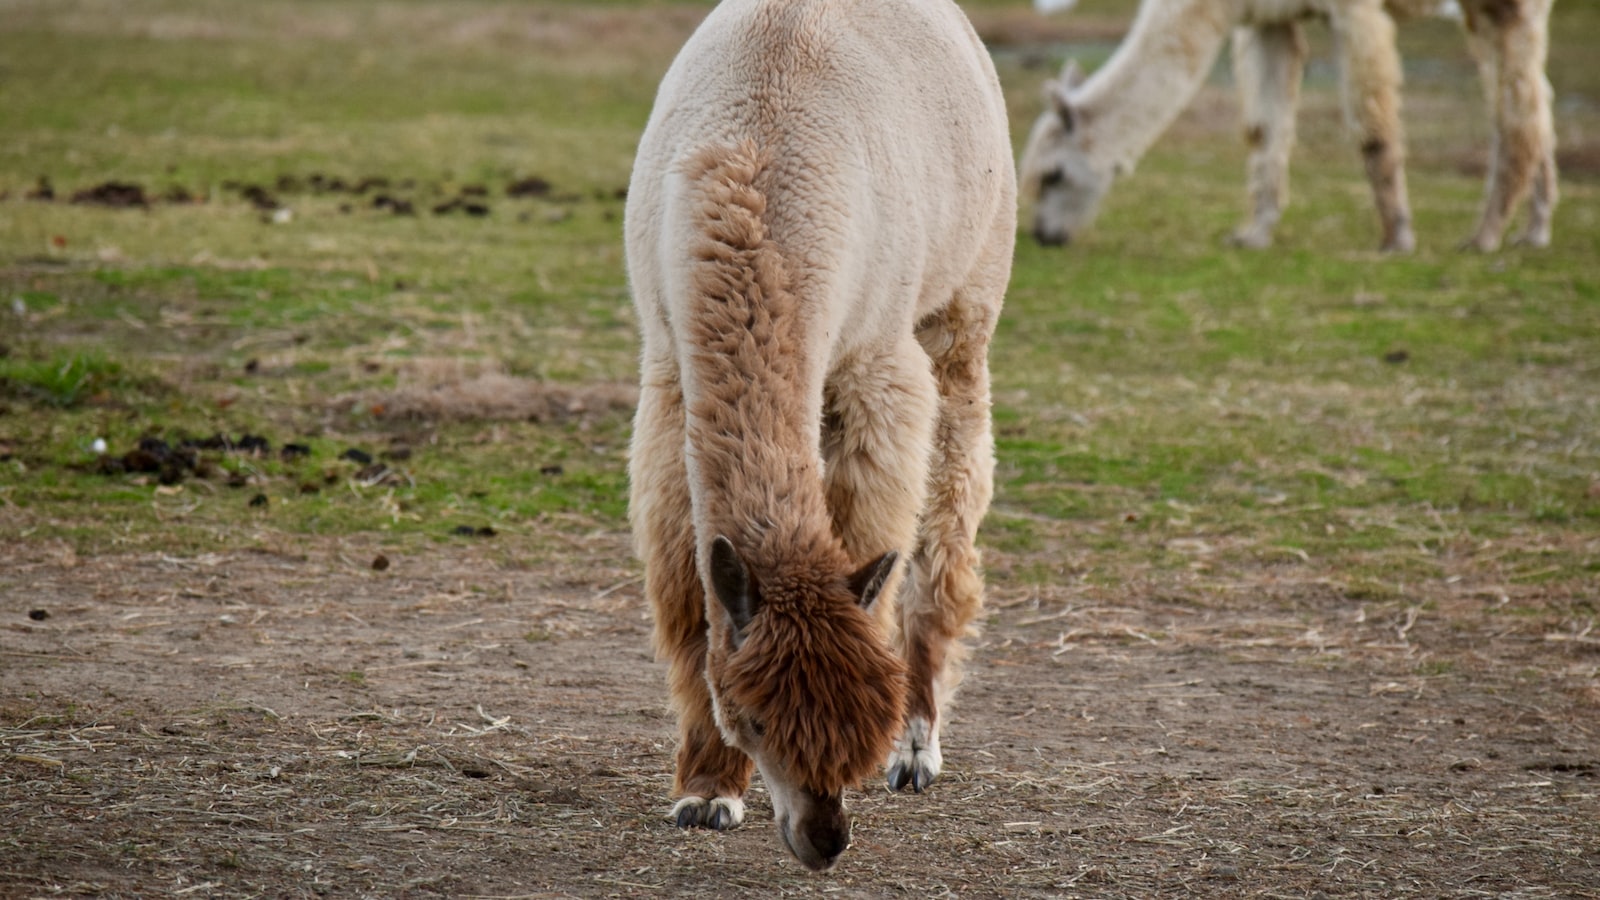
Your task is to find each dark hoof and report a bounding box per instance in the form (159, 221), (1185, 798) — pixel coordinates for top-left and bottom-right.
(675, 801), (706, 829)
(672, 796), (744, 831)
(887, 759), (936, 793)
(708, 803), (737, 831)
(887, 762), (912, 792)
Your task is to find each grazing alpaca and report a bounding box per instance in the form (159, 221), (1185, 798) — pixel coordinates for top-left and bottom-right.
(624, 0), (1014, 871)
(1019, 0), (1557, 252)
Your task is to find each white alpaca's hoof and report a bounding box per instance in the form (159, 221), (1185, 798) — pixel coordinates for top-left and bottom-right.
(1514, 228), (1551, 249)
(886, 716), (942, 793)
(1228, 226), (1273, 249)
(671, 795), (745, 830)
(1382, 229), (1417, 254)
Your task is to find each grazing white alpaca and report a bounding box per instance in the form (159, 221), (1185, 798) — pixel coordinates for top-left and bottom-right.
(1019, 0), (1557, 252)
(625, 0), (1015, 871)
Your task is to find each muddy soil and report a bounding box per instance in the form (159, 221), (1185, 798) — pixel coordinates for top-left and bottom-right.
(3, 537), (1596, 898)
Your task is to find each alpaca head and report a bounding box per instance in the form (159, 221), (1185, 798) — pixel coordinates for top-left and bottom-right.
(1018, 59), (1114, 247)
(702, 535), (907, 871)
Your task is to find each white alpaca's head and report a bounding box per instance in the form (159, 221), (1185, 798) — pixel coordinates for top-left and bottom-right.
(1018, 60), (1113, 247)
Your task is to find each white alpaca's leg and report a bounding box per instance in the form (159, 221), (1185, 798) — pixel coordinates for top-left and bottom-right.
(1519, 99), (1557, 248)
(888, 214), (1011, 794)
(1231, 23), (1307, 249)
(631, 351), (752, 828)
(1461, 0), (1556, 250)
(1331, 0), (1414, 252)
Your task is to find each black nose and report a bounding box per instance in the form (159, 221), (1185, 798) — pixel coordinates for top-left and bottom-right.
(805, 805), (851, 864)
(1033, 227), (1069, 247)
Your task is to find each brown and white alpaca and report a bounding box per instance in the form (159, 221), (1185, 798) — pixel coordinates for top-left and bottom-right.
(1019, 0), (1557, 252)
(624, 0), (1015, 871)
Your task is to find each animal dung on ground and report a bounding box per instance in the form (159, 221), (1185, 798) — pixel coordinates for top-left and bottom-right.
(371, 194), (415, 215)
(506, 176), (552, 198)
(70, 181), (150, 209)
(432, 197), (490, 217)
(237, 184), (282, 211)
(91, 432), (285, 486)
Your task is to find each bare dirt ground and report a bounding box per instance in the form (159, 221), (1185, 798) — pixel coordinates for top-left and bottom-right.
(3, 535), (1597, 898)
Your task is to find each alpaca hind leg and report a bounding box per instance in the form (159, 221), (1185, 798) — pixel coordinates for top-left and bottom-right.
(1517, 115), (1556, 248)
(888, 224), (1009, 794)
(630, 355), (752, 828)
(1461, 0), (1556, 250)
(1332, 1), (1414, 252)
(1230, 23), (1306, 249)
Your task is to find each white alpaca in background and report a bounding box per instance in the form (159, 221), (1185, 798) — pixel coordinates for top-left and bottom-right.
(1020, 0), (1557, 252)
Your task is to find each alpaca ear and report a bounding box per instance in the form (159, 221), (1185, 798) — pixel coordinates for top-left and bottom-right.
(848, 550), (899, 612)
(1060, 58), (1085, 90)
(709, 536), (758, 640)
(1045, 80), (1078, 133)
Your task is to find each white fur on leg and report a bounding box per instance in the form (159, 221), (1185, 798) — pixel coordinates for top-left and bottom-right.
(670, 795), (745, 831)
(885, 715), (942, 793)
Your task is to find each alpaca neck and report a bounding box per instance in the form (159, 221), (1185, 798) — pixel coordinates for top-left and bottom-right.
(686, 379), (833, 565)
(1075, 0), (1237, 173)
(677, 141), (840, 572)
(681, 278), (836, 569)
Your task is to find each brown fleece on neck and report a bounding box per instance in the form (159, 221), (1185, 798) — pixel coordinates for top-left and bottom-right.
(680, 140), (830, 568)
(682, 140), (906, 793)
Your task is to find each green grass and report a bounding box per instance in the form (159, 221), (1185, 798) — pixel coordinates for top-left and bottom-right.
(1, 0), (1596, 597)
(0, 351), (134, 408)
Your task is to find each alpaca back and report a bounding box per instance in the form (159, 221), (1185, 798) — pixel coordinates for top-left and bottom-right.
(626, 0), (1014, 395)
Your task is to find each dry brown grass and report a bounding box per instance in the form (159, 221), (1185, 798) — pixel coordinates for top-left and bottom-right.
(4, 540), (1597, 897)
(339, 362), (638, 425)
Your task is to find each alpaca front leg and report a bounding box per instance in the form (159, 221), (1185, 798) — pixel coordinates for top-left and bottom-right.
(888, 561), (978, 793)
(631, 359), (752, 828)
(1333, 1), (1414, 253)
(889, 235), (1007, 794)
(1230, 23), (1306, 249)
(821, 345), (939, 792)
(668, 686), (753, 830)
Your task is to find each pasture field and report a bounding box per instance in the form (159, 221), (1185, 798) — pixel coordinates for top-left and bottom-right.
(2, 0), (1598, 895)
